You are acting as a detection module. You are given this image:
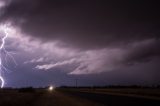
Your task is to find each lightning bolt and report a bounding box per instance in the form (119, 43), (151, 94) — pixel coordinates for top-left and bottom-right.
(0, 25), (8, 88)
(0, 76), (4, 88)
(0, 24), (17, 88)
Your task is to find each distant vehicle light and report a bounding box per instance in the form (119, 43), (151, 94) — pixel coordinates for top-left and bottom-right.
(48, 86), (54, 91)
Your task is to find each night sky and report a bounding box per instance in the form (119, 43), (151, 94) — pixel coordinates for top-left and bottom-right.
(0, 0), (160, 87)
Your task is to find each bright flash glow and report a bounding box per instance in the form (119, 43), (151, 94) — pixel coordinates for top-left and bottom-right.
(0, 1), (6, 8)
(0, 25), (7, 88)
(0, 76), (4, 88)
(0, 24), (17, 88)
(48, 85), (54, 91)
(0, 25), (8, 49)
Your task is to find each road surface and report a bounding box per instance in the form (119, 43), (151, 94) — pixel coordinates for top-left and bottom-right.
(61, 90), (160, 106)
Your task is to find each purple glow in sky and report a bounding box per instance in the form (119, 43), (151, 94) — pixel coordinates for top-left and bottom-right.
(0, 0), (159, 87)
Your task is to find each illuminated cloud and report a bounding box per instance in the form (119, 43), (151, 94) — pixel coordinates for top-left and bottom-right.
(1, 23), (159, 76)
(0, 0), (159, 87)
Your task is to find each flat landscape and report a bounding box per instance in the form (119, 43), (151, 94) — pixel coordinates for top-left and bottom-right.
(0, 88), (160, 106)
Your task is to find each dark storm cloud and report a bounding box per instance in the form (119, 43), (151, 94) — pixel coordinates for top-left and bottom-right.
(0, 0), (160, 87)
(1, 0), (160, 48)
(124, 39), (160, 64)
(1, 0), (160, 63)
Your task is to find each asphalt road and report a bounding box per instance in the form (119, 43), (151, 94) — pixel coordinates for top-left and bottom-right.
(61, 90), (160, 106)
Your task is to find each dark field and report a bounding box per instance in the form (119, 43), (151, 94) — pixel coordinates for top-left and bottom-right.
(0, 88), (160, 106)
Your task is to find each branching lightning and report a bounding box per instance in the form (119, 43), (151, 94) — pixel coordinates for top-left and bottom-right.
(0, 24), (17, 88)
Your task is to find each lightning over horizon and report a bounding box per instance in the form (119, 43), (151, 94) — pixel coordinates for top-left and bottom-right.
(0, 0), (159, 88)
(0, 24), (17, 88)
(0, 25), (7, 88)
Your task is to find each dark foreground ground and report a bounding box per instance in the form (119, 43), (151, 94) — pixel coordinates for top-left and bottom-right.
(0, 88), (160, 106)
